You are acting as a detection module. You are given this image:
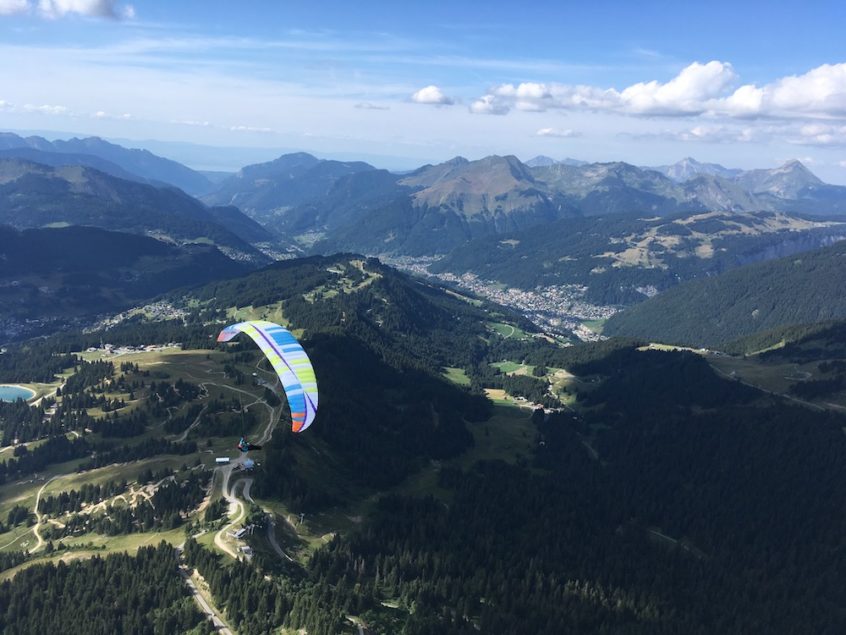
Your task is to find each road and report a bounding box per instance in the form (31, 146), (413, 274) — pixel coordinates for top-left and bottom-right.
(211, 387), (281, 561)
(237, 468), (294, 563)
(179, 565), (234, 635)
(711, 364), (830, 412)
(265, 514), (294, 563)
(213, 465), (248, 560)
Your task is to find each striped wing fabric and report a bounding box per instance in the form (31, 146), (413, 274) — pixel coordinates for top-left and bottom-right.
(217, 320), (318, 432)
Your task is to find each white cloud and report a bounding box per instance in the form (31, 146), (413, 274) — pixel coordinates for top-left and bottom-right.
(0, 99), (12, 110)
(472, 61), (846, 121)
(171, 119), (211, 127)
(675, 125), (757, 143)
(839, 160), (846, 169)
(22, 102), (68, 115)
(469, 94), (508, 115)
(0, 0), (28, 15)
(789, 122), (846, 146)
(629, 124), (760, 144)
(620, 61), (737, 115)
(37, 0), (134, 19)
(355, 102), (390, 110)
(535, 127), (580, 138)
(93, 110), (131, 120)
(230, 125), (273, 133)
(411, 84), (454, 105)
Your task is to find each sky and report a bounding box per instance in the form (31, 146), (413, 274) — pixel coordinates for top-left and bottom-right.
(1, 0), (846, 180)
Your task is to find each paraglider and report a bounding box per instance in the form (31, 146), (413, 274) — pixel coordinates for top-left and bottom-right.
(217, 320), (318, 434)
(237, 436), (262, 452)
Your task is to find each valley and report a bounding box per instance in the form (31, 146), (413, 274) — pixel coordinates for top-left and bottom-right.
(5, 4), (846, 633)
(1, 136), (846, 634)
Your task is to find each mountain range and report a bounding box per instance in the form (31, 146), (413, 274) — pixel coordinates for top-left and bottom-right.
(0, 225), (247, 340)
(650, 156), (743, 181)
(0, 132), (214, 195)
(0, 159), (272, 264)
(4, 133), (845, 262)
(3, 133), (846, 634)
(203, 151), (846, 258)
(5, 132), (846, 344)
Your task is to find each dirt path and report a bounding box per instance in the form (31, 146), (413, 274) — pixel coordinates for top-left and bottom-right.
(174, 404), (208, 442)
(31, 475), (61, 553)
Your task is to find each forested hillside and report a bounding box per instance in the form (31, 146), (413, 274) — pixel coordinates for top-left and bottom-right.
(0, 226), (247, 341)
(0, 159), (270, 264)
(0, 543), (206, 634)
(431, 211), (846, 304)
(1, 249), (845, 633)
(193, 347), (846, 634)
(604, 240), (846, 346)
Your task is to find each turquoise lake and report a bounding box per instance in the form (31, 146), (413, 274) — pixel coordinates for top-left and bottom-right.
(0, 385), (35, 402)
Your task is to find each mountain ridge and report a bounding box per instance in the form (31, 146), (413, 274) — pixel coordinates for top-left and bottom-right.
(207, 151), (846, 257)
(603, 239), (846, 346)
(0, 158), (271, 264)
(0, 132), (213, 194)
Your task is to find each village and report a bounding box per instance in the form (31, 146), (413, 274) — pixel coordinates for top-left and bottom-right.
(386, 256), (617, 341)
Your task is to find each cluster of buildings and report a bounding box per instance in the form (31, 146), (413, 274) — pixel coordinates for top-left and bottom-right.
(88, 301), (188, 332)
(387, 256), (617, 341)
(229, 524), (255, 559)
(85, 343), (182, 356)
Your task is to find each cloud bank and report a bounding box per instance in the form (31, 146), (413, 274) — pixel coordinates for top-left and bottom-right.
(0, 0), (28, 15)
(471, 61), (846, 120)
(0, 0), (134, 19)
(536, 127), (580, 138)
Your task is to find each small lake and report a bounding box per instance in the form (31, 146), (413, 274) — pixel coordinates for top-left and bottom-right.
(0, 385), (35, 402)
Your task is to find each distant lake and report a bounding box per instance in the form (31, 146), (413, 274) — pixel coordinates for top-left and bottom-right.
(0, 385), (35, 402)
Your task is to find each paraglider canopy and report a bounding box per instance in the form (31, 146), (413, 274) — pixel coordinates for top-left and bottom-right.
(218, 320), (318, 433)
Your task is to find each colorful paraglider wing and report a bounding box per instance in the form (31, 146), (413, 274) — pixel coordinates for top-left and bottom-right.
(217, 321), (318, 432)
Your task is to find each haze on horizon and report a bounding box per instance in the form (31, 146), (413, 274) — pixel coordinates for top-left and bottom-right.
(1, 0), (846, 181)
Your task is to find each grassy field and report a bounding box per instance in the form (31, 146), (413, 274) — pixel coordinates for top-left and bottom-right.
(491, 360), (524, 374)
(708, 354), (846, 410)
(0, 528), (187, 581)
(443, 288), (483, 307)
(639, 342), (709, 353)
(484, 388), (512, 406)
(226, 301), (288, 326)
(548, 368), (578, 405)
(488, 322), (530, 340)
(459, 406), (535, 468)
(582, 319), (607, 334)
(442, 367), (471, 386)
(303, 260), (381, 304)
(389, 404), (535, 501)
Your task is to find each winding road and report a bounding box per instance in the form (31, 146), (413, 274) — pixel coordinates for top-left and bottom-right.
(206, 365), (284, 562)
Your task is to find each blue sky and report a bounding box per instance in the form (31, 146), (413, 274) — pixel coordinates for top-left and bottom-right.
(1, 0), (846, 180)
